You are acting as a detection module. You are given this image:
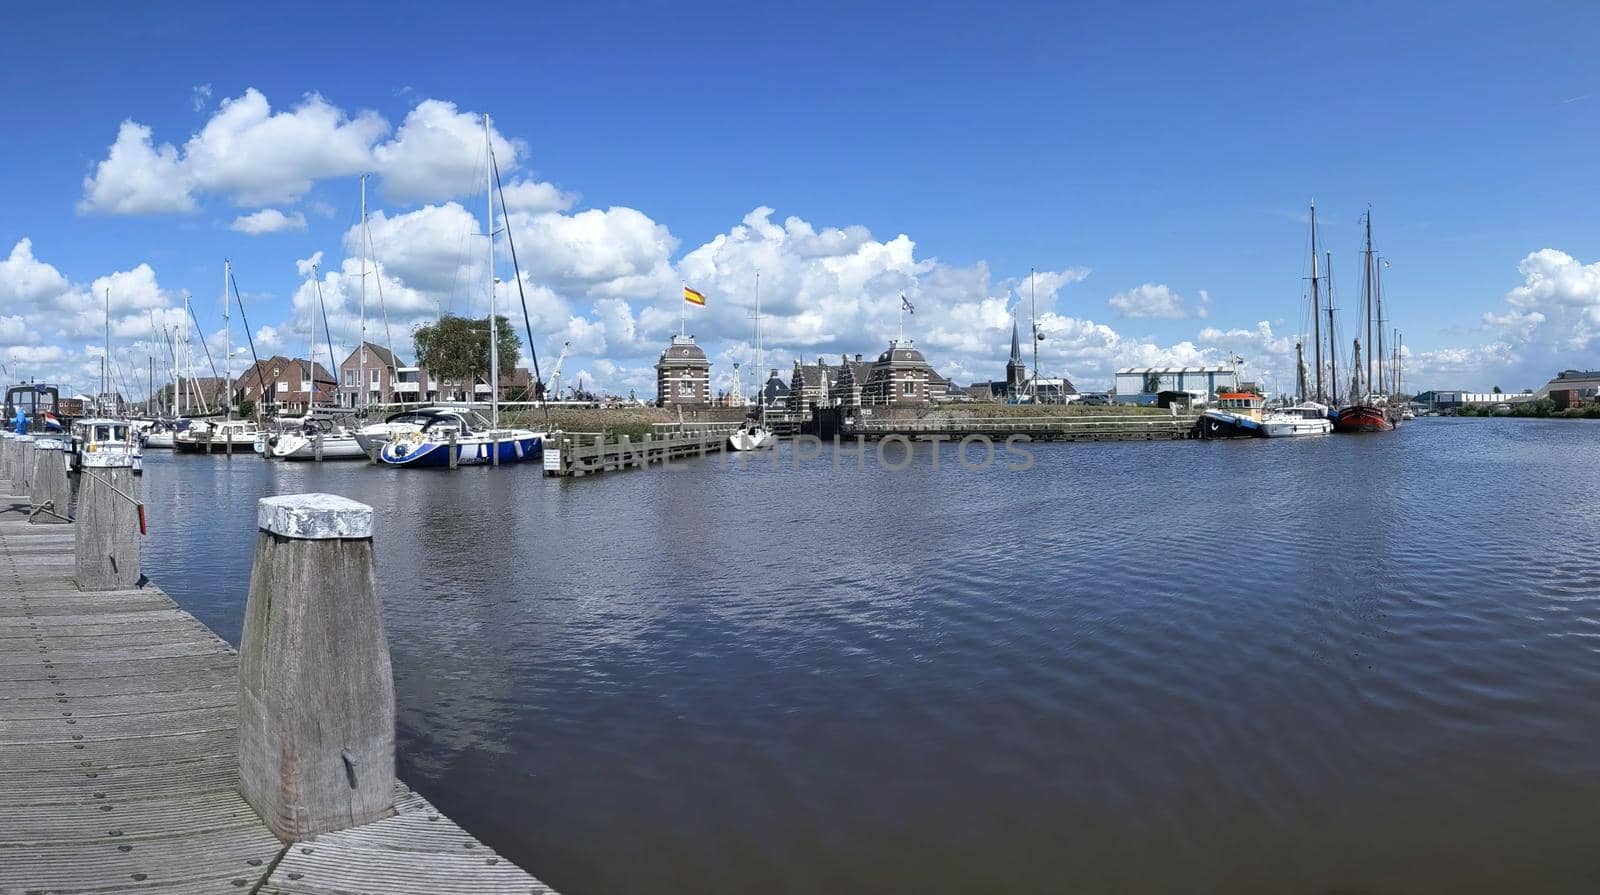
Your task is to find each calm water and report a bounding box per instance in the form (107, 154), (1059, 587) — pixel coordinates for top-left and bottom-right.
(139, 419), (1600, 894)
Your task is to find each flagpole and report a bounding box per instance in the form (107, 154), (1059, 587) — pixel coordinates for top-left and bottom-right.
(897, 293), (903, 344)
(680, 281), (686, 339)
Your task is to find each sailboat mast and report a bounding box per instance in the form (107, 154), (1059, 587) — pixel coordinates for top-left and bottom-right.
(223, 259), (231, 420)
(103, 286), (110, 409)
(1375, 251), (1387, 395)
(1309, 201), (1322, 402)
(755, 269), (764, 421)
(358, 174), (368, 413)
(1362, 212), (1373, 398)
(1029, 268), (1040, 401)
(485, 113), (499, 430)
(182, 294), (190, 416)
(1325, 251), (1338, 406)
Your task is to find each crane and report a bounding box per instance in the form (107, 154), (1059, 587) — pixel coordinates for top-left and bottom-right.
(544, 341), (571, 403)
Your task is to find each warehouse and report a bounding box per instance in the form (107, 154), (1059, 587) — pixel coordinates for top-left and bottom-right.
(1112, 365), (1238, 405)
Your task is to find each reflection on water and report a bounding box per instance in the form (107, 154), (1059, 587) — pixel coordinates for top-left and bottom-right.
(141, 419), (1600, 893)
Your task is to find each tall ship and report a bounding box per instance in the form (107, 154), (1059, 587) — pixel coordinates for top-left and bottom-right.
(1334, 210), (1398, 433)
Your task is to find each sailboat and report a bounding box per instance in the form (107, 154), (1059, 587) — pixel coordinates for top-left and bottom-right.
(272, 210), (368, 462)
(1260, 201), (1332, 437)
(729, 271), (774, 451)
(1334, 210), (1397, 433)
(380, 113), (545, 468)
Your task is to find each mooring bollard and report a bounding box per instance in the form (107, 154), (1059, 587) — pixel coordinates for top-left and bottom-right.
(226, 429), (234, 456)
(75, 452), (140, 591)
(0, 433), (13, 484)
(15, 435), (36, 493)
(30, 439), (71, 524)
(314, 431), (324, 461)
(448, 431), (459, 469)
(238, 493), (395, 840)
(368, 440), (380, 463)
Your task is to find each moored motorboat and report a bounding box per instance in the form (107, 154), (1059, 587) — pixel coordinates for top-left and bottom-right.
(70, 418), (144, 474)
(1199, 391), (1266, 438)
(174, 418), (261, 453)
(1261, 402), (1334, 437)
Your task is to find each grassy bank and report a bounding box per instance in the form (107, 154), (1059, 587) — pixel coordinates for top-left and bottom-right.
(1453, 400), (1600, 419)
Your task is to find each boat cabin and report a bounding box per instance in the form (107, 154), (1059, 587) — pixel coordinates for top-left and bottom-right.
(71, 418), (134, 450)
(1213, 392), (1264, 419)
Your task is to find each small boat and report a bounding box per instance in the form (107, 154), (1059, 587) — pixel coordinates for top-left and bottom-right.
(728, 271), (775, 452)
(378, 410), (544, 468)
(142, 419), (189, 449)
(70, 418), (144, 474)
(1261, 402), (1333, 437)
(174, 418), (262, 453)
(1401, 405), (1416, 421)
(728, 418), (774, 451)
(1199, 391), (1265, 438)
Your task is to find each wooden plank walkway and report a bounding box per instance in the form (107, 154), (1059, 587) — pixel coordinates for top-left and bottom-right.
(0, 477), (557, 895)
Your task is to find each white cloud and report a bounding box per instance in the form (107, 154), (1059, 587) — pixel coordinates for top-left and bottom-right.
(372, 99), (521, 203)
(191, 83), (212, 113)
(78, 121), (196, 215)
(499, 178), (577, 214)
(182, 89), (386, 206)
(1109, 283), (1194, 319)
(230, 208), (308, 235)
(0, 239), (72, 306)
(508, 206), (678, 299)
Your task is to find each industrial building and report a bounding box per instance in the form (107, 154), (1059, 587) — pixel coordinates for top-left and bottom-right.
(1111, 366), (1238, 405)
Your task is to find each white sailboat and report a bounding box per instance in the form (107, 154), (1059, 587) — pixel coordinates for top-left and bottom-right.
(728, 271), (774, 452)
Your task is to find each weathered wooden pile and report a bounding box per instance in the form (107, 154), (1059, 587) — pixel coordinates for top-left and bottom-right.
(0, 431), (558, 894)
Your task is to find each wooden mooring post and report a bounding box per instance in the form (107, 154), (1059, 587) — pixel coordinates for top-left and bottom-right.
(14, 435), (36, 494)
(238, 493), (396, 840)
(74, 451), (140, 591)
(29, 438), (71, 523)
(0, 432), (13, 482)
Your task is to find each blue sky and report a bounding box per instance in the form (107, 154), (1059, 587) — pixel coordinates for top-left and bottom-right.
(3, 1), (1599, 398)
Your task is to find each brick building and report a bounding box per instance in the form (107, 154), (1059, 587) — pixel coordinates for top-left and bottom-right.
(234, 356), (337, 415)
(655, 335), (711, 407)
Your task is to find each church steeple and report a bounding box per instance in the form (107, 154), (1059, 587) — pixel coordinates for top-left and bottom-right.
(1005, 317), (1027, 392)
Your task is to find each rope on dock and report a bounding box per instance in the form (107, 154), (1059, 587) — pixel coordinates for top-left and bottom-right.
(26, 499), (69, 523)
(78, 469), (147, 535)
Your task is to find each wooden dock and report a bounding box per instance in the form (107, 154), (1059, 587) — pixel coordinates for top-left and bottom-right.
(0, 472), (558, 894)
(542, 424), (739, 477)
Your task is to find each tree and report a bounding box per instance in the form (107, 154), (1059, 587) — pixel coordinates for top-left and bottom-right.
(237, 397), (256, 419)
(412, 315), (521, 388)
(1492, 385), (1502, 394)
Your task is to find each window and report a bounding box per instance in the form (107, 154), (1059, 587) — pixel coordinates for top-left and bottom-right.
(370, 369), (380, 386)
(902, 382), (915, 396)
(276, 381), (288, 393)
(678, 382), (694, 397)
(344, 370), (357, 386)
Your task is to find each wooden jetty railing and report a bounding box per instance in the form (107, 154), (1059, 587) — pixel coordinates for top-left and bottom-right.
(0, 431), (558, 894)
(543, 423), (739, 477)
(846, 413), (1202, 441)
